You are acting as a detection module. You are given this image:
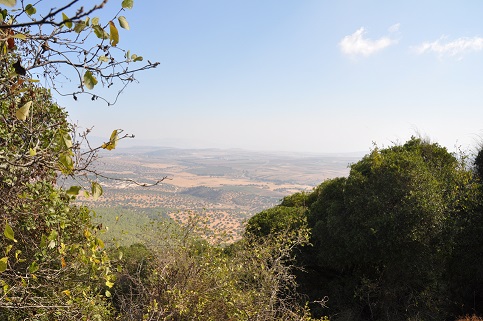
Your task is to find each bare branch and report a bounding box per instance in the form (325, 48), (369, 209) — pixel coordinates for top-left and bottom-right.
(1, 0), (108, 29)
(83, 170), (170, 187)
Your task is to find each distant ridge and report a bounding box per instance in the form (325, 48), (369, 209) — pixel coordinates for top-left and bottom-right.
(99, 144), (368, 159)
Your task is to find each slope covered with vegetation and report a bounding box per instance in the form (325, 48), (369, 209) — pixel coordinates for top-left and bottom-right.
(2, 1), (483, 320)
(247, 138), (483, 321)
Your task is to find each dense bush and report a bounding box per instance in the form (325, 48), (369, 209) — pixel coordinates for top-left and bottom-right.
(110, 216), (325, 321)
(249, 137), (483, 321)
(0, 78), (113, 319)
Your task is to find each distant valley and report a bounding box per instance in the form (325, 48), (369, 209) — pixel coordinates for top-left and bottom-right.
(72, 147), (362, 240)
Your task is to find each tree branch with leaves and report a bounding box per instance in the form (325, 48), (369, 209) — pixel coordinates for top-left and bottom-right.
(0, 2), (162, 317)
(0, 0), (158, 105)
(0, 0), (165, 195)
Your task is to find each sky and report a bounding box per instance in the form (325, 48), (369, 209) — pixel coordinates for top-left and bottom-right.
(61, 0), (483, 154)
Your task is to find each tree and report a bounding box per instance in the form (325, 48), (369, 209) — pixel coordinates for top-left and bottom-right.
(445, 144), (483, 317)
(0, 1), (159, 319)
(306, 138), (476, 320)
(0, 84), (114, 319)
(249, 137), (479, 320)
(0, 0), (166, 186)
(474, 146), (483, 182)
(0, 0), (158, 105)
(245, 206), (307, 237)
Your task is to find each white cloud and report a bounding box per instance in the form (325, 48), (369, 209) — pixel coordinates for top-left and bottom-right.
(339, 27), (398, 57)
(414, 36), (483, 58)
(388, 23), (401, 33)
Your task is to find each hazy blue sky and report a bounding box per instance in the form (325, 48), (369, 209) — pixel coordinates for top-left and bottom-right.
(63, 0), (483, 153)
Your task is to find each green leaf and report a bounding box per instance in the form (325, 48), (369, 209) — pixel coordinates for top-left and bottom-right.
(47, 230), (58, 241)
(91, 182), (103, 200)
(58, 153), (74, 174)
(96, 237), (105, 249)
(91, 17), (100, 25)
(109, 129), (118, 145)
(0, 257), (8, 273)
(29, 148), (36, 156)
(62, 132), (72, 149)
(15, 101), (32, 121)
(105, 290), (111, 298)
(13, 33), (26, 40)
(0, 0), (16, 7)
(98, 55), (109, 63)
(131, 54), (143, 62)
(14, 250), (21, 261)
(102, 129), (118, 150)
(83, 70), (98, 90)
(4, 223), (15, 242)
(73, 21), (86, 33)
(28, 261), (38, 274)
(118, 16), (130, 30)
(121, 0), (133, 9)
(40, 235), (47, 248)
(62, 12), (72, 29)
(25, 4), (36, 15)
(66, 186), (81, 196)
(105, 280), (114, 288)
(93, 25), (108, 39)
(109, 21), (119, 46)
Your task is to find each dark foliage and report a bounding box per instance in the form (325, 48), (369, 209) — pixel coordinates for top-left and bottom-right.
(249, 137), (483, 321)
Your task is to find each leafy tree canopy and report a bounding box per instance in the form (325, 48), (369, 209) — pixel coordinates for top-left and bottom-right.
(249, 137), (480, 320)
(308, 138), (477, 319)
(0, 1), (158, 319)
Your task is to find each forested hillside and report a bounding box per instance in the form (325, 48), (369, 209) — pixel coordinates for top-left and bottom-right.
(247, 138), (483, 321)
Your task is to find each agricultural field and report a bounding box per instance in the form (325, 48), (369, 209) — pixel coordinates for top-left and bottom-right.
(71, 146), (361, 241)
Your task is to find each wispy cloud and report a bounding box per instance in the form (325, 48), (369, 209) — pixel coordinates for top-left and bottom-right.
(339, 27), (398, 57)
(414, 36), (483, 58)
(388, 23), (401, 33)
